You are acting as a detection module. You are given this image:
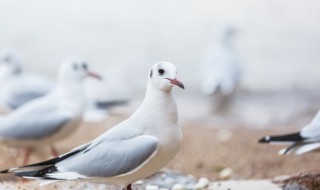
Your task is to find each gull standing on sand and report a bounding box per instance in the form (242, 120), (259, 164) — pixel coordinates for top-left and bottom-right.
(259, 111), (320, 155)
(0, 57), (101, 165)
(0, 49), (54, 111)
(201, 24), (241, 111)
(1, 62), (185, 190)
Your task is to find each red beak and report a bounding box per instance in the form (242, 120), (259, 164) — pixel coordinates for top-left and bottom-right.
(166, 78), (185, 89)
(87, 71), (102, 80)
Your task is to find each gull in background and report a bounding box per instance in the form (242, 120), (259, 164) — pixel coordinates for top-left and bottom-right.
(1, 62), (184, 190)
(0, 48), (127, 122)
(0, 49), (54, 111)
(259, 111), (320, 155)
(201, 23), (241, 112)
(0, 57), (101, 165)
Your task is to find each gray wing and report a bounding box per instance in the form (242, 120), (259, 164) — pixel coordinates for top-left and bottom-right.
(0, 105), (72, 140)
(54, 135), (158, 178)
(3, 73), (54, 109)
(7, 92), (47, 109)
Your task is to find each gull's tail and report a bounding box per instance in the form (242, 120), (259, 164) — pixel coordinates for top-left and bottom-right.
(257, 132), (320, 155)
(0, 143), (89, 184)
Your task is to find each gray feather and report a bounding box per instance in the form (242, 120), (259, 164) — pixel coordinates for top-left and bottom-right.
(0, 102), (71, 140)
(56, 135), (158, 177)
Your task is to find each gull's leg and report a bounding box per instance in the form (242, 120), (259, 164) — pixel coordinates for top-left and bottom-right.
(126, 184), (132, 190)
(22, 148), (33, 165)
(50, 145), (59, 157)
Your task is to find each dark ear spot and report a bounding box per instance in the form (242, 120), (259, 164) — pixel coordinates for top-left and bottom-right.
(150, 70), (153, 78)
(73, 64), (78, 70)
(82, 63), (88, 70)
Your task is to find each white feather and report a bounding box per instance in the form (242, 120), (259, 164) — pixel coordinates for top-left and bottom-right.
(46, 171), (89, 180)
(295, 143), (320, 155)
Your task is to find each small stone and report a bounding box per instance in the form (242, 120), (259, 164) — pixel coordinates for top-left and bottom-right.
(219, 168), (234, 180)
(217, 129), (232, 142)
(97, 184), (108, 190)
(172, 184), (185, 190)
(134, 180), (144, 185)
(194, 177), (210, 189)
(146, 185), (160, 190)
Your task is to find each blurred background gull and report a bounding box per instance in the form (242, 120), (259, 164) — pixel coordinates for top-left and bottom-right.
(0, 49), (54, 112)
(201, 22), (241, 113)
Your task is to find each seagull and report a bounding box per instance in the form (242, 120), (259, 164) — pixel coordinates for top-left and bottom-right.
(0, 49), (54, 111)
(0, 62), (185, 190)
(201, 24), (241, 111)
(0, 49), (126, 121)
(0, 56), (101, 165)
(259, 111), (320, 155)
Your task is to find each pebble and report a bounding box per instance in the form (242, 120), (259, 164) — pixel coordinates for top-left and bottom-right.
(134, 180), (144, 185)
(219, 168), (234, 180)
(194, 177), (210, 189)
(172, 184), (185, 190)
(217, 129), (232, 142)
(146, 185), (160, 190)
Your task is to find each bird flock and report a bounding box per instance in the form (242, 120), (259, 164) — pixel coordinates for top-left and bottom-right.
(0, 23), (318, 190)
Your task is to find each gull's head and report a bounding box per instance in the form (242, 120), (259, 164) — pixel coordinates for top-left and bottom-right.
(0, 49), (22, 75)
(58, 56), (102, 83)
(149, 62), (184, 91)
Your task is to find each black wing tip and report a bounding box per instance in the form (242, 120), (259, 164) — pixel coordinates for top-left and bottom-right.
(258, 132), (304, 143)
(0, 169), (10, 174)
(258, 136), (270, 143)
(15, 166), (58, 178)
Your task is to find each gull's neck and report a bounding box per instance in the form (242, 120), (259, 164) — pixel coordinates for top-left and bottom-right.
(132, 81), (178, 126)
(144, 84), (174, 105)
(53, 80), (85, 113)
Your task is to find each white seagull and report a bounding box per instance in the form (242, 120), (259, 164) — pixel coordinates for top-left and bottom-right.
(259, 111), (320, 155)
(0, 49), (127, 121)
(0, 57), (101, 165)
(0, 49), (54, 111)
(1, 62), (185, 190)
(201, 24), (241, 111)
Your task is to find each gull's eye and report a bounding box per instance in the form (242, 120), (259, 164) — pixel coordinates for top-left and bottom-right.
(82, 63), (88, 70)
(158, 69), (165, 75)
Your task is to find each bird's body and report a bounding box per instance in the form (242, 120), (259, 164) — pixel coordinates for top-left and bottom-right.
(259, 111), (320, 155)
(0, 85), (84, 148)
(0, 49), (54, 111)
(1, 62), (184, 190)
(201, 24), (241, 112)
(201, 25), (241, 96)
(0, 57), (100, 164)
